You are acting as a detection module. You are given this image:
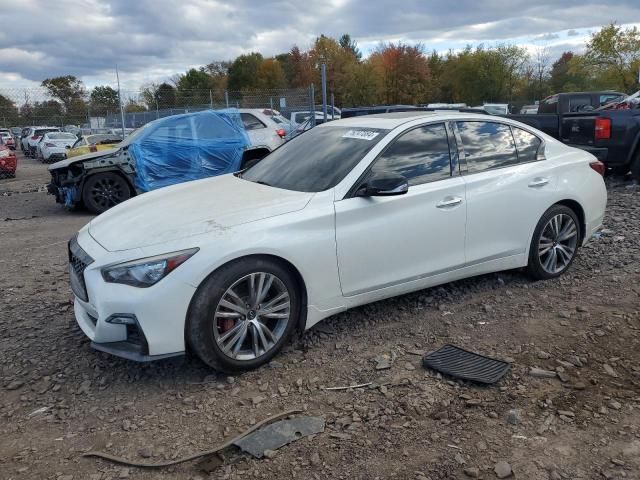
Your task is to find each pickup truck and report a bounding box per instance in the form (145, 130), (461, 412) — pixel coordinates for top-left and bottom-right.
(507, 91), (640, 176)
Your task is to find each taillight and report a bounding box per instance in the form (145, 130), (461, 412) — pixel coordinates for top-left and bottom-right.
(45, 142), (55, 147)
(89, 145), (97, 152)
(594, 117), (611, 140)
(31, 135), (38, 140)
(276, 128), (286, 138)
(589, 160), (605, 176)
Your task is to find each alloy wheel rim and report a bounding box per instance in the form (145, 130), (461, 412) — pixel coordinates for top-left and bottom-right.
(538, 213), (578, 274)
(213, 272), (290, 361)
(91, 178), (125, 208)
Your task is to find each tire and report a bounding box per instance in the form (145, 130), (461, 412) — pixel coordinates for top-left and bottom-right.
(82, 172), (132, 214)
(527, 205), (581, 280)
(187, 258), (301, 372)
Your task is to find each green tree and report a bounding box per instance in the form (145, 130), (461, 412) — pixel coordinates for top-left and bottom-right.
(227, 52), (263, 91)
(41, 75), (86, 110)
(124, 99), (146, 113)
(203, 61), (230, 91)
(585, 23), (640, 91)
(339, 34), (362, 61)
(176, 68), (213, 105)
(90, 86), (119, 115)
(0, 94), (18, 125)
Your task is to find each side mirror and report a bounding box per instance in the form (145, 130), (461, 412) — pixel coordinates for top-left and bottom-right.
(66, 145), (71, 149)
(355, 172), (409, 197)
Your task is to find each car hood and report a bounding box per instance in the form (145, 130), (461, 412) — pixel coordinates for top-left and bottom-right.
(88, 174), (314, 251)
(48, 147), (120, 170)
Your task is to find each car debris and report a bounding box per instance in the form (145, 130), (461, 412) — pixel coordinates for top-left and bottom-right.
(233, 416), (325, 458)
(422, 344), (510, 384)
(82, 408), (303, 468)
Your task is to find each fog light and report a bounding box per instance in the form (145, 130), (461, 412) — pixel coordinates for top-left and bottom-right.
(105, 314), (137, 325)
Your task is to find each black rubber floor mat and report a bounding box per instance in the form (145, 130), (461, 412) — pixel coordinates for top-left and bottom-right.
(422, 344), (510, 384)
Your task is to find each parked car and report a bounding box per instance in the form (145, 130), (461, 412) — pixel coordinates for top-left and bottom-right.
(48, 109), (283, 214)
(66, 112), (606, 370)
(0, 130), (16, 150)
(10, 127), (22, 139)
(25, 127), (60, 157)
(342, 105), (434, 118)
(67, 134), (123, 158)
(0, 136), (17, 178)
(520, 105), (539, 114)
(481, 103), (509, 115)
(19, 127), (32, 152)
(508, 91), (638, 176)
(238, 108), (287, 159)
(36, 132), (78, 163)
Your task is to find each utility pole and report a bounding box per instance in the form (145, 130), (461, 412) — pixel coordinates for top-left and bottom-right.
(116, 65), (126, 137)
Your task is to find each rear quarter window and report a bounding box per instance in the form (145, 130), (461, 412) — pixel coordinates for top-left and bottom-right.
(511, 127), (542, 163)
(457, 121), (518, 173)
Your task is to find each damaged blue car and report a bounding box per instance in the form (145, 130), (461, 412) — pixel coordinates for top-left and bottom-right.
(47, 109), (275, 214)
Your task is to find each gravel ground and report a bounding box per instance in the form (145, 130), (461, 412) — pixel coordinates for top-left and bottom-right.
(1, 153), (639, 480)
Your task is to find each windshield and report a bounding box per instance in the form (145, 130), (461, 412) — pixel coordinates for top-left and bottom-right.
(48, 133), (76, 140)
(242, 126), (389, 192)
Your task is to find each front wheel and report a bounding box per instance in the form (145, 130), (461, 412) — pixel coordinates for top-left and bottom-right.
(187, 258), (300, 372)
(82, 172), (131, 214)
(527, 205), (580, 280)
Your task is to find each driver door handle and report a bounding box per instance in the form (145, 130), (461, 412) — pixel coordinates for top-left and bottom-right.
(528, 177), (549, 188)
(436, 196), (463, 208)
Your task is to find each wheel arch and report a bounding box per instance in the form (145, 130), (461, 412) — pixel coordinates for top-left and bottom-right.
(184, 253), (309, 347)
(554, 199), (586, 243)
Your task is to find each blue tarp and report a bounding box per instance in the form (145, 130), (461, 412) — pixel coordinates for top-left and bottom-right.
(129, 109), (250, 192)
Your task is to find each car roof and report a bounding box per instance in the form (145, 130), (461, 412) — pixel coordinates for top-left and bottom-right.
(317, 111), (493, 129)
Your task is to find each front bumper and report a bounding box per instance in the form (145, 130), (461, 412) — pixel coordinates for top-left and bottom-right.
(71, 230), (196, 361)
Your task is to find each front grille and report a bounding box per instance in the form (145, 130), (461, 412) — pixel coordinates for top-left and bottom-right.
(68, 235), (94, 302)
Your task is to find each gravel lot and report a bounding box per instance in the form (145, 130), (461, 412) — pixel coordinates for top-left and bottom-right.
(1, 153), (639, 480)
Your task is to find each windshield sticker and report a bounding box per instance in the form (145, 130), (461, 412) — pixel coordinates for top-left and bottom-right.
(342, 130), (380, 141)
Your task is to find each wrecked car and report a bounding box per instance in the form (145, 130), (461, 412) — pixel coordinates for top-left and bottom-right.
(48, 109), (280, 214)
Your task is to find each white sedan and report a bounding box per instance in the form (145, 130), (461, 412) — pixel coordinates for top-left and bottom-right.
(37, 132), (78, 163)
(69, 112), (607, 371)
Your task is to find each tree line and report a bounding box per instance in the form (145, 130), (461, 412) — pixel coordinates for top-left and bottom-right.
(1, 23), (639, 127)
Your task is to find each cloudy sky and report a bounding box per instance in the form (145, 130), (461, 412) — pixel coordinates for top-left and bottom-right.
(0, 0), (639, 92)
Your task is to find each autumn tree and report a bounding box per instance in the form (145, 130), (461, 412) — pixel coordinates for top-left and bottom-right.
(256, 59), (287, 89)
(368, 42), (430, 104)
(287, 46), (314, 88)
(309, 35), (359, 104)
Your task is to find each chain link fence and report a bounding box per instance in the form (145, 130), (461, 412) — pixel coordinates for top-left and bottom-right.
(0, 86), (315, 131)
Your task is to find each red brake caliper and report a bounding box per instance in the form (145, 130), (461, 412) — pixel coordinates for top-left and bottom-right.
(219, 318), (235, 333)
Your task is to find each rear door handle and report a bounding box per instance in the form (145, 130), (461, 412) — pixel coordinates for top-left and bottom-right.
(528, 177), (549, 188)
(436, 196), (463, 208)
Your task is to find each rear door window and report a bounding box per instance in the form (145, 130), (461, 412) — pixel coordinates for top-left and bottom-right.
(241, 113), (266, 130)
(456, 121), (518, 173)
(369, 123), (452, 186)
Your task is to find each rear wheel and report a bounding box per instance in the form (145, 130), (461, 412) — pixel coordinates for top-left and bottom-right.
(187, 258), (300, 372)
(527, 205), (580, 280)
(82, 172), (131, 214)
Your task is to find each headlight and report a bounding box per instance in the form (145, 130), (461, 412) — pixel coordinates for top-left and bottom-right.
(101, 248), (199, 287)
